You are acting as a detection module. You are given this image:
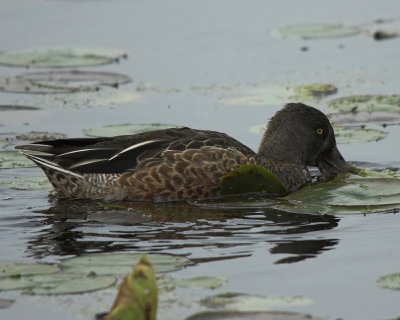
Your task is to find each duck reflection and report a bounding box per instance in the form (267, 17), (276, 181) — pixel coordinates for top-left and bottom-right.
(27, 198), (339, 264)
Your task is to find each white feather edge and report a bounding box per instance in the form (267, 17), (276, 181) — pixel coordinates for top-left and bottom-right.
(109, 139), (161, 161)
(19, 152), (83, 179)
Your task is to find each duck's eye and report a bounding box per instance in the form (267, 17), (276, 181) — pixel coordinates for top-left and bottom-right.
(316, 128), (324, 135)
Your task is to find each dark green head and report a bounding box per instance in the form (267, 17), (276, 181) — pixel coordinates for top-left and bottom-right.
(258, 103), (347, 178)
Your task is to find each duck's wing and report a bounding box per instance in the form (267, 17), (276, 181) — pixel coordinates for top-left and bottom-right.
(15, 127), (255, 174)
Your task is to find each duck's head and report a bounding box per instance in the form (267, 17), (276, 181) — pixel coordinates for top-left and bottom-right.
(258, 103), (347, 178)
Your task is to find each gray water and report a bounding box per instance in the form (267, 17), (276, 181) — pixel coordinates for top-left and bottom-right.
(1, 1), (400, 319)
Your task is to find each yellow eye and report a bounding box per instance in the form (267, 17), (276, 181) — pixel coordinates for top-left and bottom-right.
(317, 128), (324, 135)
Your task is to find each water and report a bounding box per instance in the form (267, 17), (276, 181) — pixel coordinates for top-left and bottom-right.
(1, 0), (400, 319)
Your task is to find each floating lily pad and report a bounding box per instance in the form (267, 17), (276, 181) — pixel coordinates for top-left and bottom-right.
(0, 263), (59, 278)
(220, 164), (287, 196)
(15, 131), (67, 141)
(61, 253), (191, 275)
(201, 292), (313, 311)
(175, 276), (227, 290)
(276, 23), (360, 39)
(328, 95), (400, 113)
(223, 83), (336, 106)
(0, 176), (50, 190)
(83, 123), (180, 137)
(334, 126), (387, 144)
(0, 47), (127, 68)
(0, 299), (14, 309)
(0, 151), (36, 168)
(377, 273), (400, 290)
(0, 105), (40, 111)
(276, 170), (400, 214)
(329, 111), (400, 125)
(186, 311), (323, 320)
(0, 70), (131, 94)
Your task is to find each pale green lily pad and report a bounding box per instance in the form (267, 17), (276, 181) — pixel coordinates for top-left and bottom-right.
(186, 311), (323, 320)
(334, 126), (387, 144)
(223, 83), (336, 106)
(201, 292), (313, 311)
(0, 276), (37, 291)
(83, 123), (180, 137)
(328, 95), (400, 113)
(276, 170), (400, 214)
(60, 253), (191, 275)
(276, 23), (360, 39)
(329, 111), (400, 125)
(0, 151), (36, 168)
(0, 47), (127, 68)
(0, 176), (50, 190)
(175, 276), (227, 289)
(0, 263), (59, 278)
(377, 273), (400, 290)
(220, 164), (287, 196)
(0, 70), (131, 94)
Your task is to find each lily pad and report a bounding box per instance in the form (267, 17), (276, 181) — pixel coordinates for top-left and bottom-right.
(60, 253), (191, 275)
(276, 170), (400, 214)
(0, 176), (50, 190)
(0, 47), (127, 68)
(0, 105), (40, 111)
(334, 126), (387, 144)
(220, 164), (287, 196)
(201, 292), (313, 311)
(0, 151), (36, 168)
(186, 311), (323, 320)
(175, 276), (227, 290)
(377, 273), (400, 290)
(327, 95), (400, 113)
(0, 70), (131, 94)
(0, 263), (59, 278)
(223, 83), (336, 106)
(83, 123), (180, 137)
(329, 111), (400, 125)
(276, 23), (361, 39)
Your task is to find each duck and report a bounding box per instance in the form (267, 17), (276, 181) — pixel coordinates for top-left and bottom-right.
(15, 103), (349, 202)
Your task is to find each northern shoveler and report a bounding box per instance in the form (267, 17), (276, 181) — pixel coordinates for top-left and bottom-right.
(15, 103), (348, 201)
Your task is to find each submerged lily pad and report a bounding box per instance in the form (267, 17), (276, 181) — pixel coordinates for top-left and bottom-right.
(377, 273), (400, 290)
(0, 263), (59, 278)
(83, 123), (180, 137)
(0, 176), (50, 190)
(175, 276), (227, 290)
(0, 70), (131, 94)
(220, 164), (287, 196)
(0, 105), (40, 111)
(223, 83), (336, 106)
(334, 126), (387, 144)
(0, 299), (14, 309)
(0, 151), (35, 168)
(0, 47), (127, 68)
(186, 311), (323, 320)
(276, 170), (400, 214)
(60, 253), (191, 275)
(201, 292), (313, 311)
(328, 95), (400, 113)
(276, 23), (360, 39)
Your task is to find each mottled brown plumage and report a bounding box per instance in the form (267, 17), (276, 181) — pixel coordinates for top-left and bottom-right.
(15, 103), (348, 201)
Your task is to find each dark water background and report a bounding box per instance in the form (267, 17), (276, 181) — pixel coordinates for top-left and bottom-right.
(1, 0), (400, 319)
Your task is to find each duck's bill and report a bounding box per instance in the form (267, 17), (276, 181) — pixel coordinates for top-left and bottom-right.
(317, 146), (348, 178)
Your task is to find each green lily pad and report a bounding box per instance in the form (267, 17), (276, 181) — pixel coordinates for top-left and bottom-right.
(0, 105), (40, 111)
(0, 299), (14, 309)
(175, 276), (227, 289)
(276, 23), (360, 39)
(328, 111), (400, 125)
(220, 164), (287, 196)
(60, 253), (191, 275)
(377, 273), (400, 290)
(0, 47), (127, 68)
(0, 263), (59, 278)
(223, 83), (336, 106)
(0, 277), (37, 291)
(0, 70), (131, 94)
(201, 292), (313, 311)
(0, 151), (36, 168)
(328, 95), (400, 113)
(83, 123), (180, 137)
(0, 176), (51, 190)
(186, 311), (323, 320)
(334, 126), (387, 144)
(276, 170), (400, 214)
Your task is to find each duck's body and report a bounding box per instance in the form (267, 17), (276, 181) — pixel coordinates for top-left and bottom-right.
(16, 103), (348, 201)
